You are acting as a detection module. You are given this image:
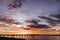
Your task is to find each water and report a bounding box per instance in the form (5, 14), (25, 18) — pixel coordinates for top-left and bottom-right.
(0, 34), (60, 40)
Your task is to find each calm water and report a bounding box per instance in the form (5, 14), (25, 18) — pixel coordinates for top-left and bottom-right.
(0, 34), (60, 40)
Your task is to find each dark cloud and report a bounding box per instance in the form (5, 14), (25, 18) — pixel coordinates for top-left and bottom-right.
(0, 0), (60, 28)
(50, 9), (60, 19)
(38, 16), (53, 20)
(38, 16), (60, 26)
(37, 24), (50, 28)
(25, 19), (39, 26)
(56, 0), (60, 2)
(0, 15), (14, 24)
(50, 14), (60, 19)
(8, 0), (26, 9)
(25, 18), (50, 28)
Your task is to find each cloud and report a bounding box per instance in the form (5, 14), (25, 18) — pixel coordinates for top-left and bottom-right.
(25, 18), (50, 28)
(0, 0), (60, 28)
(38, 16), (60, 26)
(50, 10), (60, 19)
(0, 15), (14, 24)
(8, 0), (26, 9)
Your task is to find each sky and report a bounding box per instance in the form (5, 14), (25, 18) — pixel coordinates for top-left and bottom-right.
(0, 0), (60, 24)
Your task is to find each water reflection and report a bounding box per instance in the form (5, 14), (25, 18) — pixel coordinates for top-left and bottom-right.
(0, 34), (60, 40)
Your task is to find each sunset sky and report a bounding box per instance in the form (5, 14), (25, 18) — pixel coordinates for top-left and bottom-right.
(0, 0), (60, 25)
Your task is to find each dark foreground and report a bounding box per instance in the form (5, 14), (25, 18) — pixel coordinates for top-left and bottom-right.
(0, 37), (25, 40)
